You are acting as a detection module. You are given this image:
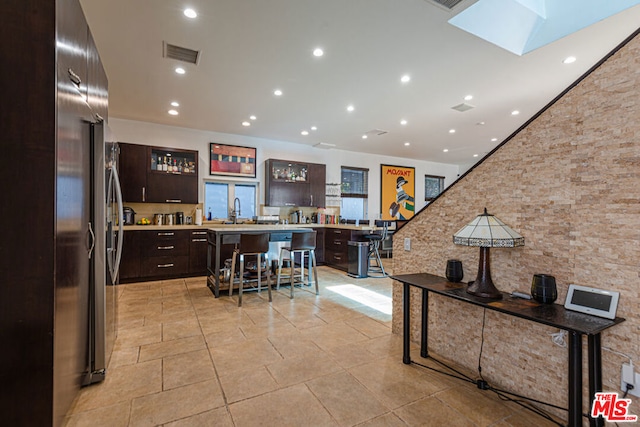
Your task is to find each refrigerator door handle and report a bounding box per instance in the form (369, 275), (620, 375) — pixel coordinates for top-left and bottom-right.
(87, 221), (95, 259)
(112, 165), (124, 283)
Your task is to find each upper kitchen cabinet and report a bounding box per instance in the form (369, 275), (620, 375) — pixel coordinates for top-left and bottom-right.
(265, 159), (326, 207)
(118, 143), (198, 204)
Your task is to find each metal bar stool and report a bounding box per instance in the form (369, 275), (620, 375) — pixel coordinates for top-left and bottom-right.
(364, 220), (389, 277)
(229, 233), (272, 307)
(276, 231), (319, 298)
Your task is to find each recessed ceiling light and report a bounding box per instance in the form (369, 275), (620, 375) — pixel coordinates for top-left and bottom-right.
(491, 138), (497, 142)
(361, 135), (368, 139)
(404, 142), (411, 146)
(175, 67), (186, 75)
(511, 110), (520, 115)
(168, 109), (179, 116)
(443, 148), (449, 152)
(347, 105), (355, 112)
(170, 101), (180, 107)
(473, 154), (479, 157)
(301, 130), (309, 136)
(400, 74), (411, 83)
(449, 129), (456, 134)
(242, 121), (250, 126)
(400, 119), (407, 125)
(311, 126), (317, 131)
(274, 89), (283, 96)
(464, 95), (473, 101)
(183, 8), (197, 19)
(249, 115), (257, 120)
(313, 48), (324, 57)
(563, 56), (576, 64)
(476, 121), (485, 125)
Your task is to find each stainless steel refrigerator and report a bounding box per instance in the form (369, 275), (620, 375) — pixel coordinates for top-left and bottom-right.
(83, 124), (122, 385)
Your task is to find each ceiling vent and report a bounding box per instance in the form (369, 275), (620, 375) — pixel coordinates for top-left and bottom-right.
(314, 142), (336, 149)
(363, 129), (388, 137)
(424, 0), (467, 10)
(163, 42), (200, 65)
(451, 102), (475, 112)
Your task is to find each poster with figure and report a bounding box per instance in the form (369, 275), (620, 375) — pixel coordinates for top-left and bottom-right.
(380, 164), (415, 220)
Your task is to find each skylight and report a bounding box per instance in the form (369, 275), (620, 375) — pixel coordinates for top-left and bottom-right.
(449, 0), (640, 55)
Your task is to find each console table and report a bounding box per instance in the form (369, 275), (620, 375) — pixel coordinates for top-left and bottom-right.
(392, 273), (625, 427)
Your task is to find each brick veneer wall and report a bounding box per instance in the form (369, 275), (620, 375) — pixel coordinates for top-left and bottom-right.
(392, 30), (640, 421)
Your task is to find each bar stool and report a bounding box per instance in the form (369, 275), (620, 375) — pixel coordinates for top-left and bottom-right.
(364, 221), (389, 277)
(229, 233), (272, 307)
(276, 231), (319, 298)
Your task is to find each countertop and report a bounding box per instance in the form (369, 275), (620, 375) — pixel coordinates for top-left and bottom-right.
(123, 223), (379, 232)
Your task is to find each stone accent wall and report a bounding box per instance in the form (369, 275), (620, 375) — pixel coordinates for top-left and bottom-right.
(392, 30), (640, 421)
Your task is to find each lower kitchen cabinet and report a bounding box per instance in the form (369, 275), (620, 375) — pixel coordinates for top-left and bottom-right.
(324, 228), (366, 271)
(189, 230), (209, 274)
(120, 228), (208, 283)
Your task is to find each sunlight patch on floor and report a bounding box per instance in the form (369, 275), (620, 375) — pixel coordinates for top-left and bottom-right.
(326, 284), (392, 315)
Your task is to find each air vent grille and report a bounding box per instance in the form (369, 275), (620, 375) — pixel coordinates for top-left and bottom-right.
(163, 42), (200, 65)
(364, 129), (388, 137)
(451, 102), (475, 112)
(424, 0), (466, 10)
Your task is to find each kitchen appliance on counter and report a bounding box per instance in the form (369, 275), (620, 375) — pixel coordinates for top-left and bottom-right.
(166, 213), (175, 226)
(123, 206), (135, 225)
(176, 212), (184, 225)
(154, 213), (164, 225)
(255, 215), (280, 224)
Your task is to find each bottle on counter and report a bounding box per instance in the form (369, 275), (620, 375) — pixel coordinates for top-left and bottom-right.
(207, 208), (212, 221)
(162, 156), (168, 171)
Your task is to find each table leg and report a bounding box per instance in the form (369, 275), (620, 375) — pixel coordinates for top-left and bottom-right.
(214, 233), (221, 298)
(403, 283), (411, 364)
(568, 331), (583, 427)
(588, 334), (603, 427)
(421, 289), (428, 358)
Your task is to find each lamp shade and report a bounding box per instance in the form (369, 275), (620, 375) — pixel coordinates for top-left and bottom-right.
(453, 208), (524, 248)
(452, 208), (524, 299)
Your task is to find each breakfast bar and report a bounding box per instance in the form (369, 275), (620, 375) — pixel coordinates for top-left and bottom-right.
(206, 225), (315, 297)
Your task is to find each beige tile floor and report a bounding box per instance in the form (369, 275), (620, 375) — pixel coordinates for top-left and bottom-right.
(64, 266), (562, 427)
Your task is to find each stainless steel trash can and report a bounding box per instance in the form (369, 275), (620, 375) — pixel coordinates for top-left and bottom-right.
(348, 241), (369, 278)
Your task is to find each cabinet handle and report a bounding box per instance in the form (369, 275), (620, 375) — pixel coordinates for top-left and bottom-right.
(334, 230), (342, 234)
(192, 239), (207, 242)
(334, 255), (342, 260)
(158, 245), (174, 250)
(310, 194), (313, 206)
(158, 263), (174, 268)
(158, 232), (174, 236)
(142, 186), (146, 202)
(166, 199), (181, 203)
(68, 68), (81, 86)
(285, 203), (295, 206)
(192, 231), (207, 235)
(334, 241), (342, 245)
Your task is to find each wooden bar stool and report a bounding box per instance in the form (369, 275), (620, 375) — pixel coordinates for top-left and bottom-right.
(276, 231), (319, 298)
(229, 233), (272, 307)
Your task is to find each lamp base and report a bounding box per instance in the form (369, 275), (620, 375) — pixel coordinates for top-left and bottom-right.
(466, 246), (503, 300)
(467, 279), (503, 299)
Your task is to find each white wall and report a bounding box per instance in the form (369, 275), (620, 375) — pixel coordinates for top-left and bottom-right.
(109, 118), (460, 220)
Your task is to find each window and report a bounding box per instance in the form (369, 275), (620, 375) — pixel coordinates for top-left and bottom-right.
(204, 181), (257, 220)
(425, 175), (444, 202)
(341, 166), (368, 219)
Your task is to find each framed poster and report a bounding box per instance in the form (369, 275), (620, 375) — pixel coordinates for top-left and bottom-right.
(381, 164), (415, 220)
(210, 143), (256, 178)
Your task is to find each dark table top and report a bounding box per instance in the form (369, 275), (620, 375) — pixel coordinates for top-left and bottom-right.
(392, 273), (625, 336)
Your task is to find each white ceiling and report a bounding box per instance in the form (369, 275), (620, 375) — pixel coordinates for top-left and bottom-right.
(79, 0), (640, 169)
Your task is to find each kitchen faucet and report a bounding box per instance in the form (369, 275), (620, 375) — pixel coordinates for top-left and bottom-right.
(230, 197), (241, 224)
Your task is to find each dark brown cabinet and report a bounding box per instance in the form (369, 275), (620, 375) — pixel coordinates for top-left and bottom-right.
(1, 0), (109, 425)
(120, 229), (210, 282)
(189, 230), (209, 274)
(265, 159), (326, 207)
(118, 143), (198, 204)
(324, 228), (366, 271)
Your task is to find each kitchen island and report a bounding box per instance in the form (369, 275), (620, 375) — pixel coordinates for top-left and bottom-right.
(205, 225), (316, 298)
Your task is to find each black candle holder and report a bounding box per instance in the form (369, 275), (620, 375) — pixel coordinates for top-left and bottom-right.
(446, 259), (463, 282)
